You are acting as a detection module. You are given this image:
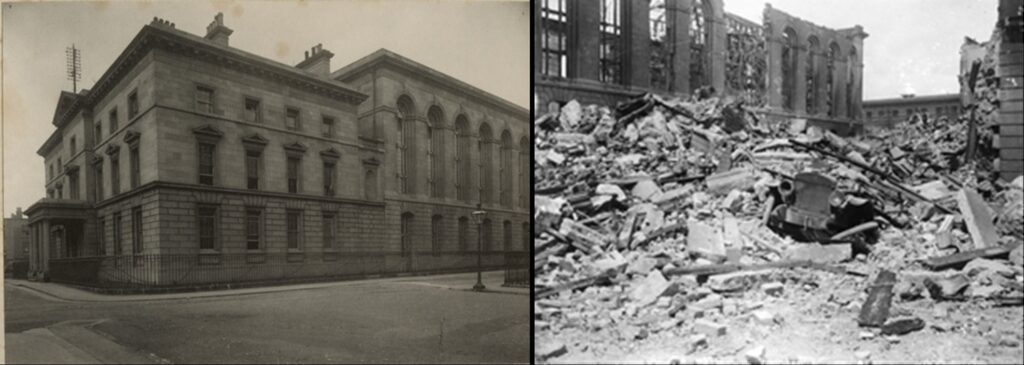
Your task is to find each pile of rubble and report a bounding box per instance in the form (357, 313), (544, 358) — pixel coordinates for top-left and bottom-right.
(533, 92), (1024, 364)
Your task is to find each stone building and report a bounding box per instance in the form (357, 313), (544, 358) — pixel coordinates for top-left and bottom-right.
(4, 207), (31, 276)
(862, 94), (962, 128)
(24, 14), (529, 287)
(533, 0), (867, 133)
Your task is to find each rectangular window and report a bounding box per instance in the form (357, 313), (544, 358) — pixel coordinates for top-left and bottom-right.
(109, 108), (119, 133)
(287, 157), (300, 193)
(541, 0), (568, 78)
(128, 91), (139, 119)
(599, 0), (623, 84)
(197, 205), (217, 250)
(458, 217), (469, 252)
(244, 98), (261, 123)
(98, 218), (105, 254)
(130, 146), (140, 189)
(95, 163), (104, 200)
(321, 116), (335, 138)
(196, 86), (214, 113)
(432, 216), (443, 256)
(132, 206), (143, 254)
(287, 210), (301, 249)
(323, 161), (335, 196)
(95, 123), (102, 145)
(246, 151), (260, 190)
(113, 212), (122, 256)
(110, 155), (120, 195)
(322, 212), (336, 249)
(69, 171), (79, 200)
(198, 143), (215, 185)
(286, 108), (300, 130)
(70, 136), (77, 154)
(246, 209), (261, 250)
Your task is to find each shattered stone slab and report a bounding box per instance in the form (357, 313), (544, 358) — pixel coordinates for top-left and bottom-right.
(782, 243), (851, 264)
(693, 319), (727, 337)
(686, 219), (726, 261)
(705, 168), (758, 196)
(707, 269), (775, 292)
(629, 270), (672, 307)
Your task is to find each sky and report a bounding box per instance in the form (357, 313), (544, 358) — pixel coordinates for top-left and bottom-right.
(1, 0), (529, 217)
(724, 0), (997, 99)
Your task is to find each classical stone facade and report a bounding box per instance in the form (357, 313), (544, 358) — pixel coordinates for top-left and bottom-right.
(25, 14), (528, 287)
(863, 94), (962, 128)
(533, 0), (867, 133)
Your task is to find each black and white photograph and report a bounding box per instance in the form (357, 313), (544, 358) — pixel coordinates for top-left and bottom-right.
(532, 0), (1023, 363)
(1, 1), (530, 363)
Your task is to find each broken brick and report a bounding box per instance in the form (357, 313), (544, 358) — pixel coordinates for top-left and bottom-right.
(762, 282), (784, 296)
(693, 319), (727, 337)
(629, 270), (672, 306)
(686, 219), (726, 261)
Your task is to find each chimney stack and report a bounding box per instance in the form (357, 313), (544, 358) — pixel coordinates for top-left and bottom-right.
(205, 12), (234, 46)
(296, 43), (334, 77)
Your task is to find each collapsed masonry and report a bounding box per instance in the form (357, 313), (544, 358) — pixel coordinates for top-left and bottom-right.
(533, 90), (1024, 363)
(959, 0), (1024, 182)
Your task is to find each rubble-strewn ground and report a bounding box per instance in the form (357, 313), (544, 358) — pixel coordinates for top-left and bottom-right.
(533, 91), (1024, 364)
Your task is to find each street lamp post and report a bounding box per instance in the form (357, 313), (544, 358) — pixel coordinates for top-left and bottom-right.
(471, 205), (487, 291)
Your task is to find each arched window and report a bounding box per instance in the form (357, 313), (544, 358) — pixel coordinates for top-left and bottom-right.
(847, 47), (857, 118)
(689, 0), (711, 89)
(503, 220), (512, 252)
(827, 42), (840, 117)
(396, 96), (416, 194)
(455, 115), (471, 202)
(428, 106), (445, 198)
(519, 136), (529, 209)
(458, 216), (469, 252)
(400, 212), (414, 256)
(364, 168), (377, 200)
(431, 215), (443, 256)
(499, 130), (513, 207)
(806, 36), (820, 114)
(478, 123), (493, 205)
(781, 27), (798, 111)
(650, 0), (673, 91)
(482, 218), (493, 251)
(521, 222), (530, 251)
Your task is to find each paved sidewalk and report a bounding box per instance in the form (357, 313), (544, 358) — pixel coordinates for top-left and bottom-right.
(7, 270), (525, 303)
(5, 319), (166, 364)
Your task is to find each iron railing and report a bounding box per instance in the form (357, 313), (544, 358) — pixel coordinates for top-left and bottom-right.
(49, 251), (509, 292)
(503, 251), (529, 287)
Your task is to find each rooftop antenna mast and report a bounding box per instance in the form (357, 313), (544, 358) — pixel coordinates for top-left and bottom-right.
(66, 44), (81, 93)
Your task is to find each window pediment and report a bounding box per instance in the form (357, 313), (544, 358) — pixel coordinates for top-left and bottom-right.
(241, 133), (269, 152)
(283, 142), (308, 156)
(105, 143), (121, 156)
(192, 125), (224, 143)
(320, 147), (341, 160)
(123, 130), (141, 146)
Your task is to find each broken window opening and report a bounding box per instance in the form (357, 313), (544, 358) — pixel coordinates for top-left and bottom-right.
(600, 0), (623, 84)
(781, 27), (798, 111)
(541, 0), (568, 78)
(649, 0), (673, 91)
(826, 42), (839, 117)
(806, 36), (819, 115)
(847, 47), (857, 118)
(689, 0), (711, 90)
(725, 14), (766, 106)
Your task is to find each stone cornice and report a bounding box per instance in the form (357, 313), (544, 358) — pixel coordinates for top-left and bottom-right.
(52, 23), (368, 131)
(331, 49), (529, 122)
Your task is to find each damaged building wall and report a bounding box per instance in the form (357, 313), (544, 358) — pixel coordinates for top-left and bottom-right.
(995, 0), (1023, 181)
(534, 1), (867, 134)
(763, 5), (867, 128)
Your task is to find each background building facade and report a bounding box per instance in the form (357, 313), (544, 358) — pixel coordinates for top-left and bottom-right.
(25, 14), (529, 288)
(862, 94), (962, 128)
